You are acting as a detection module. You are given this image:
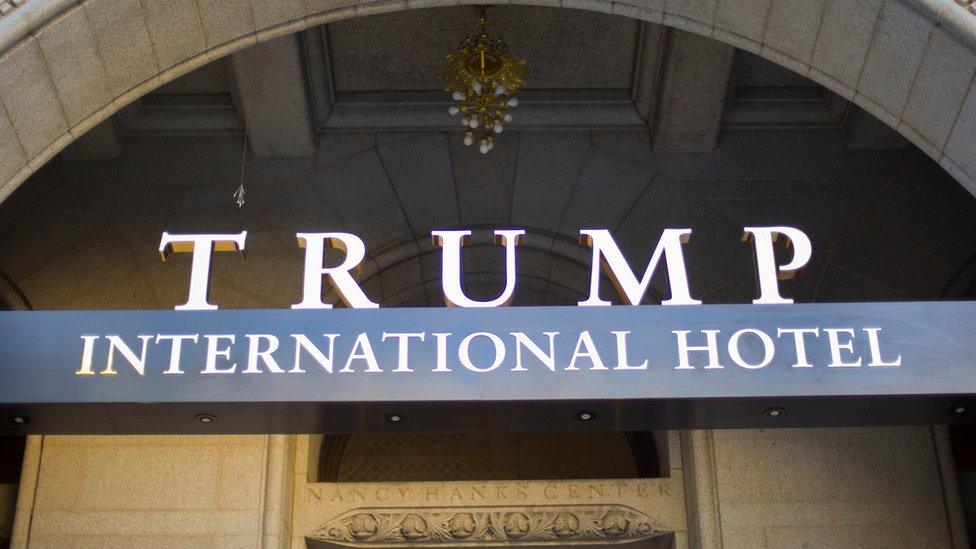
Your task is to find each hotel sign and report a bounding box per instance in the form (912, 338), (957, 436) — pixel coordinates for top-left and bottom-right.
(0, 226), (973, 433)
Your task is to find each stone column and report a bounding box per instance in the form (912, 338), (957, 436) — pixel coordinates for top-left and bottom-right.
(261, 434), (297, 548)
(9, 435), (41, 548)
(681, 430), (722, 548)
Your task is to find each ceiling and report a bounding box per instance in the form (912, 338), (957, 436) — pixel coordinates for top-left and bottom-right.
(327, 6), (641, 91)
(66, 5), (908, 159)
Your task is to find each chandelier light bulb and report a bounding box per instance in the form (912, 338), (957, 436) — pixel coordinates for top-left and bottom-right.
(493, 123), (503, 134)
(452, 90), (465, 101)
(448, 106), (460, 115)
(472, 81), (483, 94)
(479, 142), (490, 154)
(495, 84), (505, 96)
(463, 132), (474, 146)
(469, 117), (479, 129)
(504, 113), (513, 122)
(507, 98), (519, 107)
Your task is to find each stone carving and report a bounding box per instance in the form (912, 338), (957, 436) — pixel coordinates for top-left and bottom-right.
(502, 512), (530, 539)
(446, 513), (475, 539)
(399, 514), (427, 540)
(348, 514), (378, 540)
(600, 509), (630, 537)
(0, 0), (26, 18)
(552, 511), (579, 537)
(309, 504), (669, 546)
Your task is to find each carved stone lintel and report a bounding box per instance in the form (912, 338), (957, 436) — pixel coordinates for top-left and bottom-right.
(308, 504), (671, 546)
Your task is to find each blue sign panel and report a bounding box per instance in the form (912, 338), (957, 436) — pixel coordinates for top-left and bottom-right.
(0, 302), (973, 433)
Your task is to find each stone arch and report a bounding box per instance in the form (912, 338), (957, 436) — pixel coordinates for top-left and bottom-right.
(0, 0), (974, 204)
(0, 0), (976, 193)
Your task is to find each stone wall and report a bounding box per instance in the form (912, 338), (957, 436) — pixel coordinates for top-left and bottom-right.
(5, 428), (959, 547)
(714, 427), (953, 547)
(21, 435), (270, 548)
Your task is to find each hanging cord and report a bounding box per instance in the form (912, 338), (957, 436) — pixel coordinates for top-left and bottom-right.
(233, 122), (248, 208)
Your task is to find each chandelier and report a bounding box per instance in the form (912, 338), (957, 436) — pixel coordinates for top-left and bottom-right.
(440, 7), (526, 154)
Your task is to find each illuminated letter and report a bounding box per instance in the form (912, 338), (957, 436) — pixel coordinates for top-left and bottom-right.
(824, 328), (861, 368)
(727, 329), (775, 369)
(159, 231), (247, 311)
(102, 335), (154, 376)
(341, 333), (381, 372)
(293, 233), (378, 309)
(382, 332), (426, 372)
(510, 332), (558, 372)
(458, 332), (506, 372)
(864, 328), (901, 367)
(566, 331), (607, 370)
(673, 330), (722, 370)
(776, 328), (819, 368)
(611, 330), (648, 370)
(244, 334), (283, 373)
(432, 229), (525, 307)
(155, 334), (199, 375)
(76, 335), (99, 376)
(743, 226), (812, 305)
(432, 332), (452, 372)
(579, 228), (699, 306)
(289, 334), (339, 373)
(203, 335), (237, 374)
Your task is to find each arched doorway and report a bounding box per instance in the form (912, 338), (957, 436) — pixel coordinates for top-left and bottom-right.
(0, 1), (973, 547)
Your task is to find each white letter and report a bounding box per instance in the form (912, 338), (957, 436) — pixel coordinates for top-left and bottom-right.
(776, 328), (819, 368)
(432, 332), (452, 372)
(579, 228), (700, 306)
(203, 335), (237, 374)
(290, 334), (339, 373)
(864, 328), (901, 367)
(611, 331), (648, 370)
(159, 231), (247, 310)
(432, 229), (525, 307)
(458, 332), (506, 372)
(510, 332), (558, 372)
(76, 335), (99, 376)
(673, 330), (722, 370)
(743, 226), (812, 305)
(566, 331), (607, 370)
(341, 333), (381, 372)
(728, 329), (775, 369)
(102, 335), (154, 376)
(293, 233), (378, 309)
(244, 334), (283, 373)
(382, 332), (426, 372)
(824, 328), (861, 368)
(155, 334), (199, 375)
